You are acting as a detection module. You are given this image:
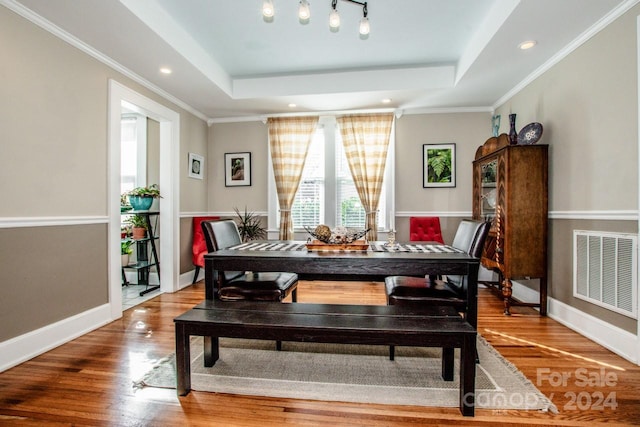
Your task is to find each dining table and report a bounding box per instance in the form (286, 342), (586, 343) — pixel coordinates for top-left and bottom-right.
(203, 240), (480, 320)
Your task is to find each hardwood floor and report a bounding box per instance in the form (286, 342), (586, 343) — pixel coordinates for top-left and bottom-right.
(1, 280), (639, 426)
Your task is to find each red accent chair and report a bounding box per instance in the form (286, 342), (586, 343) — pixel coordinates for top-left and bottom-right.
(409, 216), (444, 244)
(192, 216), (220, 284)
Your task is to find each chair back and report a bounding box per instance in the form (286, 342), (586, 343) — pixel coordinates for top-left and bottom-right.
(448, 219), (490, 289)
(409, 216), (444, 243)
(201, 219), (244, 282)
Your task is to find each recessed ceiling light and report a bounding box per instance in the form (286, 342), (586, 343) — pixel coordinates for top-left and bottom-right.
(381, 98), (392, 104)
(518, 40), (537, 50)
(288, 103), (297, 108)
(159, 67), (172, 74)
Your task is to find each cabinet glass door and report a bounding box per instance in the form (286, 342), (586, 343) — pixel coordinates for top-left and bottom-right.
(480, 159), (497, 218)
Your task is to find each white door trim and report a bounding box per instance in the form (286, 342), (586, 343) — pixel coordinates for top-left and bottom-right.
(108, 80), (180, 320)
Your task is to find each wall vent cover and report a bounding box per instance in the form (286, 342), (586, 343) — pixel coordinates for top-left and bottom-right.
(573, 230), (637, 319)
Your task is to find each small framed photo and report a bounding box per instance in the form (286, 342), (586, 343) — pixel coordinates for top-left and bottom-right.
(423, 143), (456, 188)
(188, 153), (204, 179)
(225, 152), (251, 187)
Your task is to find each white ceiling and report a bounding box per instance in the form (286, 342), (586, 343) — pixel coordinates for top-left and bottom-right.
(8, 0), (633, 120)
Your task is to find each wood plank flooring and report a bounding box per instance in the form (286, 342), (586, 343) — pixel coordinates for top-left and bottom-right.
(0, 281), (639, 426)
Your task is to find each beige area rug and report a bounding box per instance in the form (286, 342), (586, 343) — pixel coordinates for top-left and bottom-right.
(135, 336), (557, 412)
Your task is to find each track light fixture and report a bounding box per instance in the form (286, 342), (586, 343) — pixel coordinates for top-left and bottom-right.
(263, 0), (370, 37)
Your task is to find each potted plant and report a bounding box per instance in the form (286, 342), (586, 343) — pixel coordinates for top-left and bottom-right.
(124, 184), (161, 211)
(234, 207), (267, 242)
(121, 239), (134, 266)
(127, 214), (148, 239)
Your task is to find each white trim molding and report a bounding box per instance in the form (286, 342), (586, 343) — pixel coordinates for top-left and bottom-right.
(0, 0), (208, 123)
(548, 298), (638, 365)
(550, 210), (638, 221)
(0, 304), (112, 373)
(506, 281), (638, 365)
(0, 216), (109, 228)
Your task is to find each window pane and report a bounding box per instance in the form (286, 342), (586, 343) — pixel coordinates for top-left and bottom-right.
(291, 129), (324, 227)
(120, 117), (138, 194)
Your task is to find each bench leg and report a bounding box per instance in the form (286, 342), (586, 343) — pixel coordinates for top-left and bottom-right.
(291, 288), (298, 302)
(441, 347), (454, 381)
(276, 341), (282, 351)
(175, 323), (191, 396)
(204, 336), (219, 367)
(389, 345), (395, 361)
(460, 334), (476, 417)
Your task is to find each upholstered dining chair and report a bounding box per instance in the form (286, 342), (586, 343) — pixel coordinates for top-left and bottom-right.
(201, 219), (298, 302)
(409, 216), (445, 244)
(191, 216), (220, 284)
(385, 219), (490, 360)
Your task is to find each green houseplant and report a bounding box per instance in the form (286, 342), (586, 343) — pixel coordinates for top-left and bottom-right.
(234, 207), (267, 242)
(121, 239), (134, 265)
(125, 184), (161, 210)
(127, 214), (148, 239)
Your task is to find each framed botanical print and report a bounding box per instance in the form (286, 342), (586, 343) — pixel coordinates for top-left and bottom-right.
(423, 143), (456, 188)
(225, 152), (251, 187)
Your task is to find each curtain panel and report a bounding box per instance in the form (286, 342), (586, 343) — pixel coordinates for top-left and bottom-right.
(337, 113), (394, 241)
(268, 116), (319, 239)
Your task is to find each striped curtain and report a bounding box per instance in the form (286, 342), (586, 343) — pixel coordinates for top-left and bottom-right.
(337, 113), (394, 241)
(268, 116), (319, 240)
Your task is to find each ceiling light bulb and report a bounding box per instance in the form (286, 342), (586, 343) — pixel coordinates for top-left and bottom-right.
(262, 0), (274, 18)
(298, 0), (310, 20)
(381, 98), (391, 104)
(329, 8), (340, 29)
(359, 17), (370, 35)
(159, 67), (172, 74)
(518, 40), (537, 50)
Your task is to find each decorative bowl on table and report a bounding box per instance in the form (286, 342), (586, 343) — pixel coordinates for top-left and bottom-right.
(304, 225), (370, 251)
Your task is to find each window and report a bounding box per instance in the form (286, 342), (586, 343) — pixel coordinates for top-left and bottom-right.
(270, 116), (394, 235)
(120, 114), (147, 194)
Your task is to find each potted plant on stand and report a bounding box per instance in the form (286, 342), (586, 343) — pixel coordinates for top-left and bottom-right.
(127, 214), (148, 240)
(124, 184), (161, 211)
(121, 239), (134, 266)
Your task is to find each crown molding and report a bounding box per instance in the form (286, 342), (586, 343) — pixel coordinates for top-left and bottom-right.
(494, 0), (640, 109)
(1, 0), (209, 123)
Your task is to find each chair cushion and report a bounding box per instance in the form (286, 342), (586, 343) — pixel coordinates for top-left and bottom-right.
(220, 272), (298, 301)
(384, 275), (464, 307)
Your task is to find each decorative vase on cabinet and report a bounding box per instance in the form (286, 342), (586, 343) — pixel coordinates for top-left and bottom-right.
(472, 133), (548, 315)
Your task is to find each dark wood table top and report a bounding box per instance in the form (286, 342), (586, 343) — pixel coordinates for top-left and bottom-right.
(203, 240), (479, 303)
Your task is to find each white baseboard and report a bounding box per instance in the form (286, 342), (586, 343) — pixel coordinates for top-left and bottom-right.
(0, 304), (113, 372)
(508, 281), (638, 365)
(179, 268), (202, 290)
(548, 298), (638, 365)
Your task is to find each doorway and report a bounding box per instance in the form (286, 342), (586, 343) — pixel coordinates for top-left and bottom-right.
(108, 80), (180, 320)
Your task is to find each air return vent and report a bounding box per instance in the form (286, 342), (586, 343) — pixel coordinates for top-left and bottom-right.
(573, 231), (637, 318)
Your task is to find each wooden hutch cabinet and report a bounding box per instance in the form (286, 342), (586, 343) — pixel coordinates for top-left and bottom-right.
(472, 134), (548, 315)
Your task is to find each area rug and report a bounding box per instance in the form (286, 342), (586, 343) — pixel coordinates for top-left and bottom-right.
(134, 336), (557, 412)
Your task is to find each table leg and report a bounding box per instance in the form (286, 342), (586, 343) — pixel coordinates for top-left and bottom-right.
(460, 333), (476, 416)
(441, 347), (454, 381)
(204, 336), (219, 367)
(175, 323), (191, 396)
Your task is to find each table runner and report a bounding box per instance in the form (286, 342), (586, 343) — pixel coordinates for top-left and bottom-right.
(228, 241), (463, 253)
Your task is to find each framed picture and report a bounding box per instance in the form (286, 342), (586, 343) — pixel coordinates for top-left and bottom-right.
(188, 152), (204, 179)
(225, 152), (251, 187)
(423, 143), (456, 188)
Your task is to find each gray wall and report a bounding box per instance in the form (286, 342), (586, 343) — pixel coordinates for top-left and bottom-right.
(494, 4), (639, 333)
(0, 6), (208, 342)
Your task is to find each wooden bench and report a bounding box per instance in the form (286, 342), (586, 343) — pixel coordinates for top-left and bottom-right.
(174, 300), (477, 416)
